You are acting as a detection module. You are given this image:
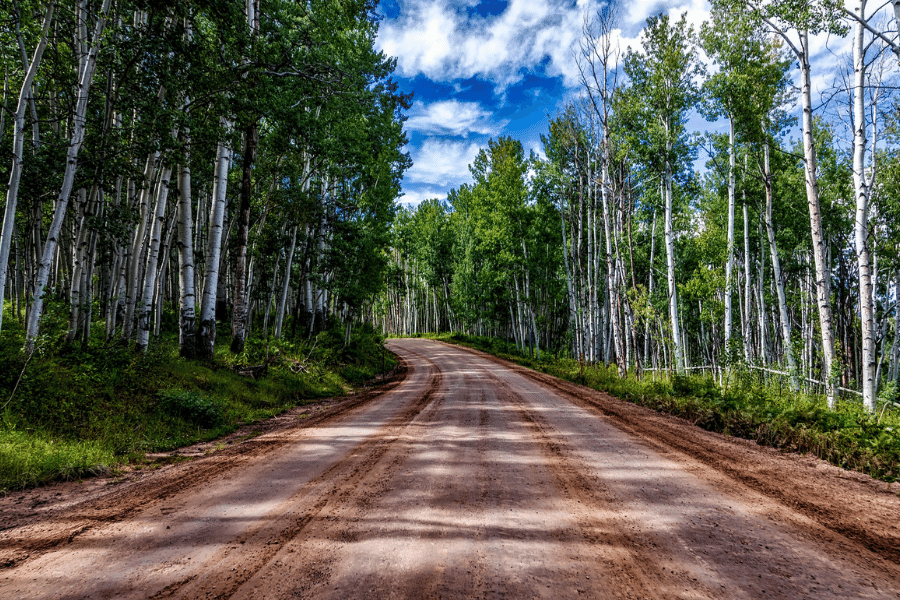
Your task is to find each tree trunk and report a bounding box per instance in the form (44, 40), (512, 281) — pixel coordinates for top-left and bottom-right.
(798, 38), (837, 407)
(724, 116), (736, 355)
(136, 165), (173, 352)
(851, 2), (877, 411)
(762, 131), (799, 390)
(197, 125), (232, 360)
(274, 225), (298, 339)
(176, 151), (199, 357)
(24, 0), (110, 352)
(0, 2), (54, 335)
(664, 157), (685, 374)
(230, 121), (258, 353)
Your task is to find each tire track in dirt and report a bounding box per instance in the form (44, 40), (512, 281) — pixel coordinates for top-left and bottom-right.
(149, 359), (445, 600)
(468, 359), (707, 600)
(454, 342), (900, 568)
(0, 358), (409, 570)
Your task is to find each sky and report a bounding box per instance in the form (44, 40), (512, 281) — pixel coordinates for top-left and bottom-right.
(374, 0), (861, 207)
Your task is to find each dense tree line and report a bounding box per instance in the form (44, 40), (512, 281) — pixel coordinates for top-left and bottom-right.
(0, 0), (409, 359)
(375, 1), (900, 413)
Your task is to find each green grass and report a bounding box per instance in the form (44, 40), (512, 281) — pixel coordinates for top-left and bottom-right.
(0, 309), (397, 492)
(438, 332), (900, 484)
(0, 429), (114, 490)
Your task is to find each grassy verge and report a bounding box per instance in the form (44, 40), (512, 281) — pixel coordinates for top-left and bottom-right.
(0, 316), (396, 492)
(434, 332), (900, 484)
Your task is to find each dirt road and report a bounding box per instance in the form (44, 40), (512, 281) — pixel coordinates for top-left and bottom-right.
(2, 338), (899, 599)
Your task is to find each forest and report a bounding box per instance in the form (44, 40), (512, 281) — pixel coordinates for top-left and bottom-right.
(376, 0), (900, 417)
(0, 0), (409, 360)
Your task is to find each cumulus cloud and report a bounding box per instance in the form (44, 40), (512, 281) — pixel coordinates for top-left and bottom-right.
(398, 188), (449, 207)
(406, 138), (482, 189)
(378, 0), (604, 88)
(406, 100), (508, 137)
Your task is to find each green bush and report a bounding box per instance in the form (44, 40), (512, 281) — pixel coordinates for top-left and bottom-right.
(157, 388), (225, 428)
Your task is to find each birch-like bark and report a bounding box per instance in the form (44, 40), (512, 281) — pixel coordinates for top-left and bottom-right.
(851, 1), (876, 411)
(66, 189), (89, 344)
(122, 152), (160, 340)
(0, 2), (54, 334)
(724, 116), (736, 355)
(743, 187), (751, 363)
(136, 165), (173, 351)
(645, 210), (656, 366)
(13, 0), (42, 148)
(197, 126), (232, 359)
(230, 122), (258, 353)
(798, 36), (837, 407)
(601, 166), (625, 376)
(890, 274), (900, 384)
(177, 151), (198, 357)
(664, 155), (685, 374)
(762, 131), (799, 390)
(273, 225), (298, 339)
(560, 199), (579, 360)
(24, 0), (110, 351)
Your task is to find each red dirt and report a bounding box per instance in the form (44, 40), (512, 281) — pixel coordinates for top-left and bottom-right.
(1, 338), (898, 599)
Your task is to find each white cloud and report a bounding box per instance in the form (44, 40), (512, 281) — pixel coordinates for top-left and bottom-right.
(398, 188), (448, 207)
(406, 138), (482, 189)
(406, 100), (507, 137)
(378, 0), (604, 88)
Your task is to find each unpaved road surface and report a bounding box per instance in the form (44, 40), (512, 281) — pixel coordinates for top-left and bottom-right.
(2, 338), (900, 599)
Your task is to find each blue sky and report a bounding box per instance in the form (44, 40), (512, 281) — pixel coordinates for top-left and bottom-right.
(375, 0), (859, 206)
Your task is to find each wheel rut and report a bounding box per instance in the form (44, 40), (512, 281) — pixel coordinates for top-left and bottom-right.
(0, 361), (410, 572)
(152, 361), (444, 599)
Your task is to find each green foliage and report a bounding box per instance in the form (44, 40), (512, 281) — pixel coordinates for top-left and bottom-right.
(157, 389), (224, 428)
(0, 428), (113, 491)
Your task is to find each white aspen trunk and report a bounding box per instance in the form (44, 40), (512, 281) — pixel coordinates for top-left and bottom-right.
(758, 241), (769, 363)
(177, 153), (198, 357)
(601, 168), (624, 376)
(587, 167), (596, 364)
(645, 210), (657, 366)
(123, 152), (160, 340)
(0, 2), (54, 334)
(520, 239), (540, 360)
(24, 0), (110, 351)
(763, 132), (799, 390)
(274, 225), (298, 338)
(13, 0), (43, 148)
(197, 125), (232, 359)
(80, 214), (99, 346)
(230, 122), (258, 353)
(560, 203), (579, 359)
(664, 159), (685, 374)
(136, 165), (173, 351)
(724, 116), (736, 354)
(66, 189), (89, 343)
(889, 274), (900, 384)
(852, 2), (877, 411)
(0, 70), (8, 143)
(743, 194), (751, 363)
(799, 37), (837, 408)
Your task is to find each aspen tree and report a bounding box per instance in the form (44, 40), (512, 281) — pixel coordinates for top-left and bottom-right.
(24, 0), (111, 352)
(622, 13), (700, 374)
(0, 1), (54, 334)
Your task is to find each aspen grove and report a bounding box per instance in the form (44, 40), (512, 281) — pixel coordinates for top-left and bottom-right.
(374, 3), (900, 414)
(0, 0), (409, 360)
